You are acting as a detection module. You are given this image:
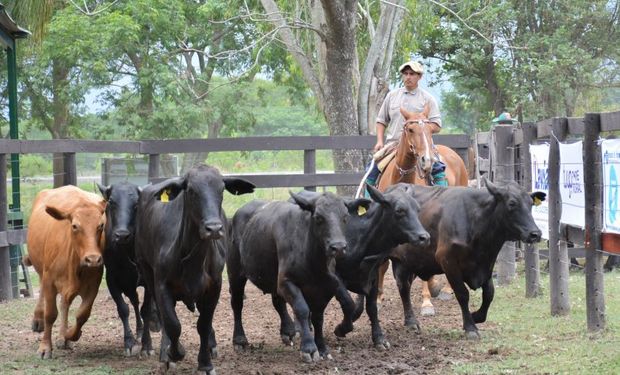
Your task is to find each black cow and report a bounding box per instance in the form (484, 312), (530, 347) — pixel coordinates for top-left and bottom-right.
(366, 179), (544, 339)
(136, 164), (254, 374)
(294, 184), (431, 349)
(97, 181), (158, 356)
(228, 191), (363, 362)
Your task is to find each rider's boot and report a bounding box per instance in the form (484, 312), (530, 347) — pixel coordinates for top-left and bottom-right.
(431, 161), (448, 186)
(364, 177), (377, 198)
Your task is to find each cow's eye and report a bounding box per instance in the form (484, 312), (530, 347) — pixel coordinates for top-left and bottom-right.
(508, 200), (517, 209)
(396, 208), (405, 216)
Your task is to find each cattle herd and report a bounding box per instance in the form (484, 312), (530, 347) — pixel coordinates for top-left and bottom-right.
(24, 163), (544, 374)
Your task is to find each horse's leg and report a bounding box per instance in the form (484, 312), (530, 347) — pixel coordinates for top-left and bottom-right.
(420, 280), (435, 317)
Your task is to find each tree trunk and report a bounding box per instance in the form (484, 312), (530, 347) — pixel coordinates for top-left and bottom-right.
(51, 59), (70, 187)
(483, 45), (506, 116)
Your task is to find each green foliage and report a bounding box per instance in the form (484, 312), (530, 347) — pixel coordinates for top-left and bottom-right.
(16, 155), (53, 177)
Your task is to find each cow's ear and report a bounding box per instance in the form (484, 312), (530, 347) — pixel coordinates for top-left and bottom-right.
(531, 191), (546, 206)
(156, 177), (186, 202)
(345, 198), (372, 216)
(484, 178), (507, 198)
(97, 183), (111, 201)
(289, 190), (316, 212)
(223, 178), (255, 196)
(45, 205), (70, 221)
(366, 184), (388, 204)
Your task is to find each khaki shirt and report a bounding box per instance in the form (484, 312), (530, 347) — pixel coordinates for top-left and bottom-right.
(376, 87), (441, 140)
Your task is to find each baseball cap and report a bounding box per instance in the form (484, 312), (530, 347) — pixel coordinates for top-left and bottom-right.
(399, 61), (424, 74)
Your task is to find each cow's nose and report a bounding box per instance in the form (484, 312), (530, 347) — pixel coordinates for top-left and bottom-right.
(202, 221), (224, 239)
(328, 242), (347, 257)
(83, 254), (103, 267)
(113, 229), (131, 243)
(417, 232), (430, 246)
(527, 231), (542, 243)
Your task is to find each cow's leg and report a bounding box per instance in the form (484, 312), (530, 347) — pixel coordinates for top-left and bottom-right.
(108, 274), (139, 356)
(365, 282), (390, 350)
(392, 261), (420, 332)
(332, 275), (356, 338)
(195, 284), (221, 375)
(32, 278), (45, 332)
(271, 294), (296, 345)
(56, 294), (76, 349)
(278, 280), (319, 363)
(39, 280), (58, 359)
(444, 272), (478, 339)
(471, 277), (495, 324)
(139, 274), (155, 357)
(126, 288), (143, 340)
(65, 284), (99, 342)
(376, 260), (390, 303)
(229, 272), (249, 350)
(311, 306), (332, 360)
(155, 285), (185, 366)
(352, 294), (365, 322)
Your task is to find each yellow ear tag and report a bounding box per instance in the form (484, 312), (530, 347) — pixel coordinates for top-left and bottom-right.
(533, 196), (542, 206)
(358, 206), (367, 216)
(161, 189), (170, 203)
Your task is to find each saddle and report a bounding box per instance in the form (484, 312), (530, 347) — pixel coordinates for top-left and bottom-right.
(373, 141), (398, 172)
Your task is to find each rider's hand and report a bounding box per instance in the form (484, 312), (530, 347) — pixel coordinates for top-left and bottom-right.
(373, 141), (384, 153)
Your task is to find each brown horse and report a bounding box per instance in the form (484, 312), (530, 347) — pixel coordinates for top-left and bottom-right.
(376, 106), (468, 317)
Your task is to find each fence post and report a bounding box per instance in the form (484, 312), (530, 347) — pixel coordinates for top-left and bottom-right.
(0, 153), (10, 301)
(63, 152), (77, 186)
(148, 154), (160, 183)
(493, 125), (516, 285)
(548, 117), (570, 316)
(583, 112), (606, 332)
(304, 149), (316, 191)
(521, 122), (541, 297)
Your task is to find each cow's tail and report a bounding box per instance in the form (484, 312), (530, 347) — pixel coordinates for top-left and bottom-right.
(22, 255), (32, 266)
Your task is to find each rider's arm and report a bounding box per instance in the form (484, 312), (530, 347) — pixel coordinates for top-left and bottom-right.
(374, 123), (386, 152)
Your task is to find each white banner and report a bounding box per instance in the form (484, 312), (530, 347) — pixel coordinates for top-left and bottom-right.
(602, 139), (620, 234)
(531, 144), (550, 239)
(559, 141), (585, 228)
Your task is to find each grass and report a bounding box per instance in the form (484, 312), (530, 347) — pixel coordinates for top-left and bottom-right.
(452, 269), (620, 374)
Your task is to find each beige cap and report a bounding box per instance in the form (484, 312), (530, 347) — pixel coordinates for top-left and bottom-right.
(399, 61), (424, 74)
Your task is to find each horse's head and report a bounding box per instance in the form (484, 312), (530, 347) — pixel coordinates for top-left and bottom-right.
(400, 104), (435, 175)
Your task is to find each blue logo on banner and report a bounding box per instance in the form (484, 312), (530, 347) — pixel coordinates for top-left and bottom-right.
(609, 165), (618, 223)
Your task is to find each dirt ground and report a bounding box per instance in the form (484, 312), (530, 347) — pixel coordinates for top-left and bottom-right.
(4, 270), (492, 374)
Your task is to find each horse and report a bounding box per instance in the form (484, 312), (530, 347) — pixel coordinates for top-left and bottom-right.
(375, 106), (468, 317)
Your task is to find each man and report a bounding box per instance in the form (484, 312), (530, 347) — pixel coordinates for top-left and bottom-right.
(364, 60), (447, 192)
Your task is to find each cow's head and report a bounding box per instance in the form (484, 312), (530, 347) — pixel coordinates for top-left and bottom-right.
(154, 164), (255, 240)
(377, 183), (430, 247)
(485, 178), (544, 243)
(46, 198), (107, 268)
(97, 182), (141, 246)
(289, 191), (352, 258)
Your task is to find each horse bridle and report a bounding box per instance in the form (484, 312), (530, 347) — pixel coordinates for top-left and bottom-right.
(395, 119), (432, 180)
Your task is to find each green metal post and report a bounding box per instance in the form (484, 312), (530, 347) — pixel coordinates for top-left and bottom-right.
(7, 42), (19, 212)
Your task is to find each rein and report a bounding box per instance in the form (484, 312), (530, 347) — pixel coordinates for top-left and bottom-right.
(395, 119), (431, 180)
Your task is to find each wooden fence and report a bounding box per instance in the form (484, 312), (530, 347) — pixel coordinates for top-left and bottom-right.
(0, 134), (471, 301)
(476, 111), (620, 332)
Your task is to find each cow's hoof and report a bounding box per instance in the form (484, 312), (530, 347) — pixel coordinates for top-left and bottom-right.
(420, 306), (435, 317)
(159, 361), (177, 374)
(404, 318), (421, 333)
(373, 339), (390, 350)
(465, 330), (481, 340)
(300, 350), (321, 363)
(281, 334), (295, 346)
(140, 349), (155, 358)
(126, 344), (141, 357)
(210, 347), (218, 359)
(438, 291), (454, 301)
(32, 319), (44, 332)
(38, 347), (52, 359)
(321, 353), (333, 360)
(334, 322), (353, 338)
(55, 339), (73, 350)
(167, 344), (185, 362)
(195, 369), (217, 375)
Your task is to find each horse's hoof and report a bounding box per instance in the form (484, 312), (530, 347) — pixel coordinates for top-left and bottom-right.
(438, 291), (454, 301)
(465, 330), (481, 340)
(420, 306), (435, 317)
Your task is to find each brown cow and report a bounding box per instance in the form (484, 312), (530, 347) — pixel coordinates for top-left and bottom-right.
(25, 185), (107, 359)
